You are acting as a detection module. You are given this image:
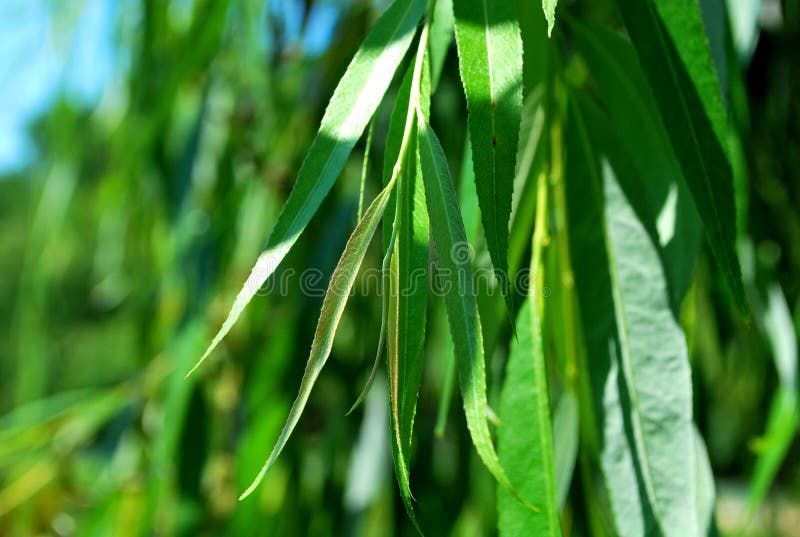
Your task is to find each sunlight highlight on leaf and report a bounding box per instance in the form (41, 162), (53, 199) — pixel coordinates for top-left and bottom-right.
(188, 0), (426, 377)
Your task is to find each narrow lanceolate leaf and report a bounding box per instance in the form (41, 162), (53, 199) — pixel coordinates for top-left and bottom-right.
(570, 21), (701, 312)
(565, 95), (698, 537)
(188, 0), (426, 376)
(454, 0), (523, 312)
(386, 120), (429, 528)
(615, 0), (748, 314)
(238, 181), (395, 500)
(498, 299), (561, 537)
(417, 114), (520, 502)
(542, 0), (558, 37)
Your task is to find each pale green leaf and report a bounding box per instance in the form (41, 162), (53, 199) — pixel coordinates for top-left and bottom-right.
(453, 0), (523, 313)
(238, 179), (396, 500)
(542, 0), (557, 38)
(565, 93), (699, 537)
(189, 0), (426, 376)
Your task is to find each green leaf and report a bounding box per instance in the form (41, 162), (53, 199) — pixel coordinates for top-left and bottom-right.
(694, 427), (717, 537)
(429, 0), (454, 90)
(744, 284), (799, 523)
(542, 0), (557, 37)
(417, 113), (520, 502)
(615, 0), (748, 314)
(386, 113), (429, 529)
(188, 0), (426, 376)
(570, 21), (701, 312)
(453, 0), (523, 313)
(553, 391), (579, 509)
(498, 298), (561, 537)
(238, 179), (396, 500)
(565, 94), (699, 537)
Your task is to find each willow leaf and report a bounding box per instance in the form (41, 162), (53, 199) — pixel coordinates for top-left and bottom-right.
(570, 21), (701, 312)
(615, 0), (747, 314)
(429, 0), (454, 89)
(453, 0), (523, 313)
(542, 0), (558, 37)
(386, 112), (429, 531)
(565, 94), (698, 537)
(553, 391), (579, 509)
(188, 0), (426, 376)
(417, 114), (520, 501)
(498, 300), (561, 537)
(238, 180), (395, 500)
(744, 284), (799, 522)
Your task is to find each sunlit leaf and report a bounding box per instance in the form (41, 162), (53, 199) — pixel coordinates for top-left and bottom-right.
(542, 0), (558, 38)
(453, 0), (523, 314)
(189, 0), (426, 375)
(386, 80), (429, 532)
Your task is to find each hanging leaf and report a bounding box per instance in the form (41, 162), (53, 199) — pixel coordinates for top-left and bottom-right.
(454, 0), (523, 313)
(238, 178), (396, 500)
(565, 93), (699, 537)
(386, 82), (430, 532)
(417, 112), (522, 502)
(614, 0), (748, 314)
(498, 299), (562, 537)
(570, 21), (701, 312)
(542, 0), (558, 38)
(188, 0), (426, 376)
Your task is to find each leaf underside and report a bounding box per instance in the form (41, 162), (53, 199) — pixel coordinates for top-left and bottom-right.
(565, 93), (699, 537)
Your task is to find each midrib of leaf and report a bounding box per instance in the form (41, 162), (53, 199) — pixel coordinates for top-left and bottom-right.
(480, 0), (501, 276)
(571, 102), (666, 528)
(187, 0), (425, 377)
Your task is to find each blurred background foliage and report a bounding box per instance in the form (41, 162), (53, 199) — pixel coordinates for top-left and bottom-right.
(0, 0), (798, 535)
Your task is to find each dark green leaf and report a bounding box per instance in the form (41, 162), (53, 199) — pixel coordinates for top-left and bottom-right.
(570, 21), (701, 311)
(615, 0), (748, 313)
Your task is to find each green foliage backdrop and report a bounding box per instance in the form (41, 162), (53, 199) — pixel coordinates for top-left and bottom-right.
(1, 0), (800, 536)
